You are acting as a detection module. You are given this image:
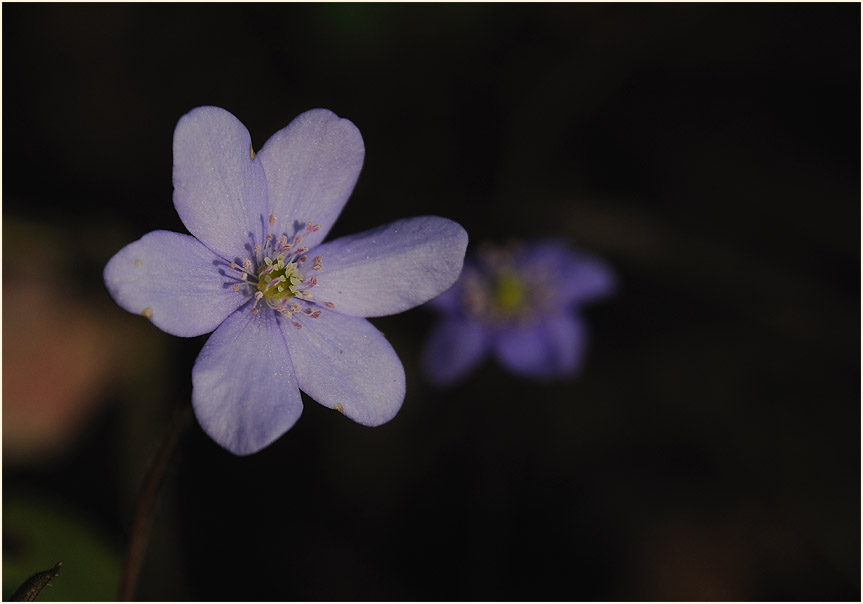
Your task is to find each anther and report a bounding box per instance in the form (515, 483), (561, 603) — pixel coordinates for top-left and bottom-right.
(291, 321), (302, 330)
(232, 284), (240, 291)
(268, 214), (276, 225)
(251, 291), (264, 314)
(324, 302), (335, 309)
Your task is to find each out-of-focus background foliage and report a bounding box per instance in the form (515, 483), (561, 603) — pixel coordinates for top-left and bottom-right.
(3, 3), (859, 601)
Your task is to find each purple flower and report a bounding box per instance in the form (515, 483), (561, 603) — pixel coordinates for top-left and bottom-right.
(104, 107), (468, 455)
(422, 240), (613, 385)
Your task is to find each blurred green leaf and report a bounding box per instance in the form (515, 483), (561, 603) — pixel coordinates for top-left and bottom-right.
(3, 495), (120, 601)
(9, 561), (63, 601)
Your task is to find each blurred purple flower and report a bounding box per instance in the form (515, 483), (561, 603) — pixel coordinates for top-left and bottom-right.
(105, 107), (467, 455)
(422, 240), (614, 385)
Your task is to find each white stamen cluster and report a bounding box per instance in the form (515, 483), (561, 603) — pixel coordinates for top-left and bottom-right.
(226, 216), (334, 329)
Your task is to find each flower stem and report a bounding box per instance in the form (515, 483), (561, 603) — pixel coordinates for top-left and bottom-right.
(119, 404), (193, 601)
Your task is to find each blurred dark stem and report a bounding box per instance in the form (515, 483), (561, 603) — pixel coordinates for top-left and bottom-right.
(119, 404), (193, 601)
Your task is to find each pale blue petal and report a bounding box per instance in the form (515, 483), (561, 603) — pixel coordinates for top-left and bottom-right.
(103, 230), (244, 337)
(192, 308), (303, 455)
(421, 317), (489, 386)
(257, 109), (364, 250)
(172, 106), (269, 262)
(493, 313), (587, 379)
(308, 216), (469, 317)
(529, 241), (615, 306)
(279, 310), (405, 426)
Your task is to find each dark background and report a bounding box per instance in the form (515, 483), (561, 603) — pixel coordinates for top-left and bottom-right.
(3, 3), (859, 601)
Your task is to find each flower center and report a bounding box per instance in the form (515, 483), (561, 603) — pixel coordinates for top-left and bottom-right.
(256, 254), (304, 302)
(226, 217), (336, 329)
(461, 242), (557, 324)
(492, 271), (526, 315)
(463, 268), (531, 321)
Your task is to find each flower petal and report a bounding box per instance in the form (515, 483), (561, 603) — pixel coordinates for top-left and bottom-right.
(257, 109), (364, 249)
(172, 106), (269, 262)
(103, 230), (244, 337)
(421, 317), (489, 386)
(425, 278), (463, 312)
(279, 311), (405, 427)
(493, 313), (587, 379)
(309, 216), (469, 317)
(192, 308), (303, 455)
(529, 241), (615, 306)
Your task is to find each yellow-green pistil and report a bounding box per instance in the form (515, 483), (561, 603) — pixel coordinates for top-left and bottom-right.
(257, 253), (304, 302)
(492, 271), (527, 315)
